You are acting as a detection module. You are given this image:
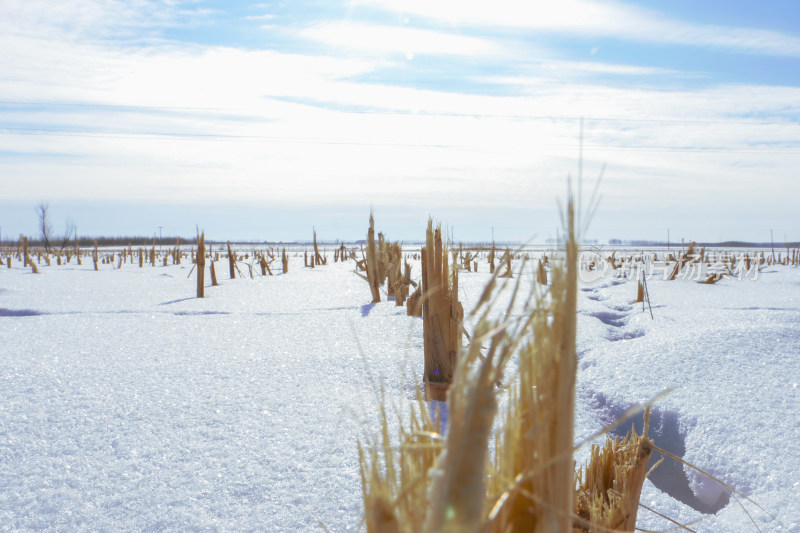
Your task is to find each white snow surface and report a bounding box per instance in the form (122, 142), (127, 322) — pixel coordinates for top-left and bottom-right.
(1, 251), (799, 531)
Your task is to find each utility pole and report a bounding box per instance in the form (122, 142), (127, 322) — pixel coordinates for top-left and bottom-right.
(667, 228), (670, 252)
(158, 226), (163, 249)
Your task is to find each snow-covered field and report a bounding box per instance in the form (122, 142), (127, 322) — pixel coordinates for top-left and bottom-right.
(1, 248), (798, 531)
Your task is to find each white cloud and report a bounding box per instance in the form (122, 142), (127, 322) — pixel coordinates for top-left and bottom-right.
(364, 0), (800, 57)
(1, 0), (798, 229)
(0, 0), (211, 41)
(536, 60), (684, 77)
(476, 60), (694, 83)
(245, 13), (276, 21)
(298, 21), (499, 57)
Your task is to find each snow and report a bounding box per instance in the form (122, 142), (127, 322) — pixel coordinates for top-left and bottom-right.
(576, 262), (800, 531)
(1, 249), (798, 531)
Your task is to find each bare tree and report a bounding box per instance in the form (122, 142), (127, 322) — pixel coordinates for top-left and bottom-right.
(60, 217), (76, 251)
(37, 201), (53, 253)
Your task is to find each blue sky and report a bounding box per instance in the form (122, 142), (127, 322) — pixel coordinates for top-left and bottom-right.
(1, 0), (799, 243)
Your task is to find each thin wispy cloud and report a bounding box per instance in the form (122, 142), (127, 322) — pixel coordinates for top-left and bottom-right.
(245, 14), (276, 21)
(298, 21), (499, 58)
(1, 0), (212, 41)
(533, 60), (692, 77)
(365, 0), (800, 57)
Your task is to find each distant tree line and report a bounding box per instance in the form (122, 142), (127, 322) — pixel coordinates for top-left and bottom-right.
(608, 238), (799, 248)
(1, 235), (200, 248)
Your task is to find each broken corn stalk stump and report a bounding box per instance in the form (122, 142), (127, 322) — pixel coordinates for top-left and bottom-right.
(421, 220), (464, 402)
(366, 214), (381, 303)
(574, 408), (654, 532)
(196, 232), (205, 298)
(227, 241), (235, 280)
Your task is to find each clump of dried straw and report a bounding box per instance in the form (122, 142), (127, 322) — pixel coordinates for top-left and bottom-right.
(421, 220), (464, 402)
(359, 192), (656, 532)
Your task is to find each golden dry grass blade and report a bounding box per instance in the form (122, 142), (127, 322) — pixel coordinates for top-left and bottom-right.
(358, 386), (444, 533)
(423, 321), (501, 533)
(485, 193), (577, 533)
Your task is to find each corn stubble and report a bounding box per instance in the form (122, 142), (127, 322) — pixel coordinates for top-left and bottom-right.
(196, 232), (205, 298)
(366, 214), (381, 303)
(359, 391), (442, 533)
(574, 410), (653, 532)
(360, 197), (653, 533)
(421, 220), (464, 402)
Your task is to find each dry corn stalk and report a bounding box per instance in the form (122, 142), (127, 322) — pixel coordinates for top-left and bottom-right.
(537, 259), (548, 285)
(174, 238), (181, 265)
(366, 214), (381, 303)
(486, 195), (577, 533)
(667, 241), (696, 280)
(407, 287), (422, 317)
(396, 259), (413, 307)
(575, 408), (654, 532)
(282, 248), (288, 274)
(387, 243), (409, 305)
(635, 274), (644, 303)
(227, 242), (236, 280)
(22, 236), (29, 267)
(378, 233), (388, 284)
(259, 254), (273, 276)
(359, 390), (443, 533)
(421, 221), (464, 401)
(210, 260), (218, 286)
(500, 249), (513, 278)
(197, 232), (205, 298)
(313, 229), (324, 266)
(424, 315), (507, 533)
(360, 194), (593, 533)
